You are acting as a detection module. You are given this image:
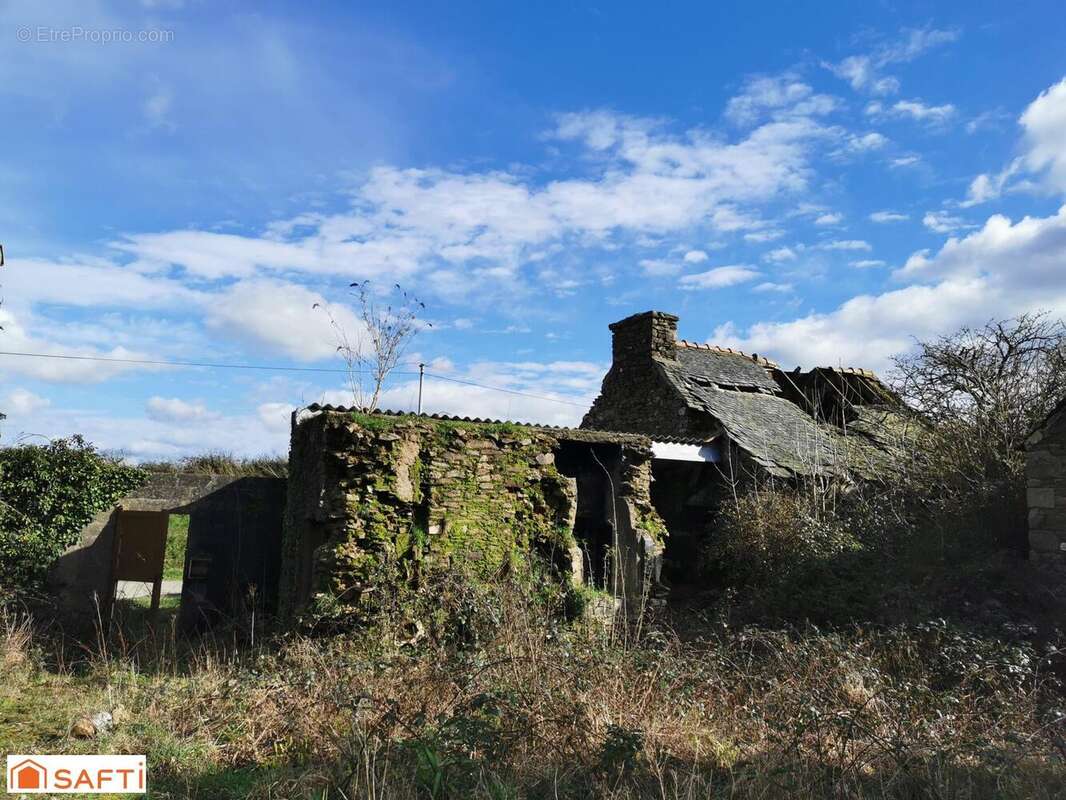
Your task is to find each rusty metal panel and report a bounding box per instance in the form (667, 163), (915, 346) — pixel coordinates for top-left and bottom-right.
(113, 511), (168, 582)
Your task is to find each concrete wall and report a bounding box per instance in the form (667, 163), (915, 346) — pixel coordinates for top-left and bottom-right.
(1028, 404), (1066, 569)
(279, 411), (667, 622)
(48, 473), (286, 626)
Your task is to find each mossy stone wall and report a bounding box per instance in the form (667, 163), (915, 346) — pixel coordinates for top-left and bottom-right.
(279, 412), (667, 622)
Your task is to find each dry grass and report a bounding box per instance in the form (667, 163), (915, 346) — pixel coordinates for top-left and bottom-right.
(2, 580), (1064, 800)
(139, 452), (288, 478)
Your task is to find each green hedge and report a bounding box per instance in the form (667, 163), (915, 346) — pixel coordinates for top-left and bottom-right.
(0, 436), (146, 598)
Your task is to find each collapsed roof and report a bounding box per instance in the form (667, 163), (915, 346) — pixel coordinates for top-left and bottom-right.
(582, 311), (919, 479)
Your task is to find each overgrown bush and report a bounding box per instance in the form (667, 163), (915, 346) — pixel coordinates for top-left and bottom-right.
(704, 487), (860, 588)
(0, 435), (146, 599)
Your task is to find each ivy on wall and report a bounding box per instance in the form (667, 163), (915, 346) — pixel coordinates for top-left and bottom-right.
(0, 435), (146, 598)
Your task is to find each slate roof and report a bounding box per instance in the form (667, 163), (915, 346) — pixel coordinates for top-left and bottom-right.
(675, 346), (779, 391)
(657, 351), (907, 479)
(662, 363), (849, 477)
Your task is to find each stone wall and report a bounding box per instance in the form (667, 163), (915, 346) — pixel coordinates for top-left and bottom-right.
(279, 410), (667, 621)
(1027, 403), (1066, 569)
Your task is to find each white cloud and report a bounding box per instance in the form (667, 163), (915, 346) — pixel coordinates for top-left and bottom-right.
(847, 132), (888, 152)
(1021, 77), (1066, 192)
(819, 239), (872, 251)
(2, 258), (203, 313)
(724, 74), (838, 126)
(899, 206), (1066, 291)
(890, 155), (921, 168)
(679, 265), (760, 290)
(639, 258), (682, 277)
(716, 206), (1066, 375)
(713, 277), (994, 374)
(850, 259), (886, 269)
(964, 78), (1066, 206)
(922, 211), (971, 234)
(205, 279), (368, 361)
(869, 210), (909, 223)
(752, 281), (793, 293)
(683, 249), (709, 263)
(872, 100), (956, 124)
(113, 110), (842, 291)
(824, 27), (958, 95)
(146, 396), (216, 423)
(0, 307), (156, 383)
(4, 388), (50, 415)
(765, 246), (797, 262)
(814, 213), (842, 226)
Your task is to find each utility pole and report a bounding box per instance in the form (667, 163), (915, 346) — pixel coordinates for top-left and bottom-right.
(417, 363), (425, 414)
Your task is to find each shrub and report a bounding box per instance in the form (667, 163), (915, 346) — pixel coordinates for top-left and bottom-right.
(704, 486), (861, 589)
(0, 435), (146, 599)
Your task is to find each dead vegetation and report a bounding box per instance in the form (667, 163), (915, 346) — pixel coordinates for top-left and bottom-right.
(139, 452), (289, 478)
(3, 562), (1066, 800)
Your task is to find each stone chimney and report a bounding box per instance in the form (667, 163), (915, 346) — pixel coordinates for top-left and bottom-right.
(608, 310), (678, 363)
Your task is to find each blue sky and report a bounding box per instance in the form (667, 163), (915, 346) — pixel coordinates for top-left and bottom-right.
(2, 0), (1066, 458)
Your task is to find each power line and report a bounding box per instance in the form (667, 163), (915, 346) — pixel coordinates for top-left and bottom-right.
(0, 349), (591, 408)
(0, 349), (383, 375)
(423, 371), (589, 408)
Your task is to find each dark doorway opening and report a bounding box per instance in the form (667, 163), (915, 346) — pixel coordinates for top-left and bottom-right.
(555, 442), (620, 591)
(650, 460), (722, 592)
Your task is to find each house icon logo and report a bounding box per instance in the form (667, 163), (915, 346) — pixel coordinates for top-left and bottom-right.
(9, 758), (46, 790)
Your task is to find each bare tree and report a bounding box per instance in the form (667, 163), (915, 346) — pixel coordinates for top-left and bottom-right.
(891, 312), (1066, 475)
(314, 281), (429, 411)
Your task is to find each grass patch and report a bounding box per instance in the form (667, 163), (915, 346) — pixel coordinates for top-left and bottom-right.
(163, 514), (188, 581)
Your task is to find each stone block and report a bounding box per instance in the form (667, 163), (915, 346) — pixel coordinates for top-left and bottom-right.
(1028, 487), (1056, 509)
(1029, 529), (1062, 553)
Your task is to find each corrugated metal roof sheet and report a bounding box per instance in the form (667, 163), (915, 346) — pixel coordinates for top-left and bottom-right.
(301, 404), (711, 445)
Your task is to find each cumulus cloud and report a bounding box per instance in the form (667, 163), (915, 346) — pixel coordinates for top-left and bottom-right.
(679, 265), (761, 290)
(814, 213), (842, 226)
(205, 279), (368, 361)
(1021, 77), (1066, 191)
(683, 249), (709, 263)
(717, 206), (1066, 373)
(899, 205), (1066, 289)
(714, 278), (991, 373)
(964, 78), (1066, 205)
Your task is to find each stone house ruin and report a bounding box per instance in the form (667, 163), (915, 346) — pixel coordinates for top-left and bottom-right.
(278, 408), (678, 620)
(1026, 397), (1066, 569)
(583, 310), (913, 588)
(51, 308), (917, 628)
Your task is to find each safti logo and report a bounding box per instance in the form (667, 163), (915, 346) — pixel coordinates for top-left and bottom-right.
(7, 755), (146, 794)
